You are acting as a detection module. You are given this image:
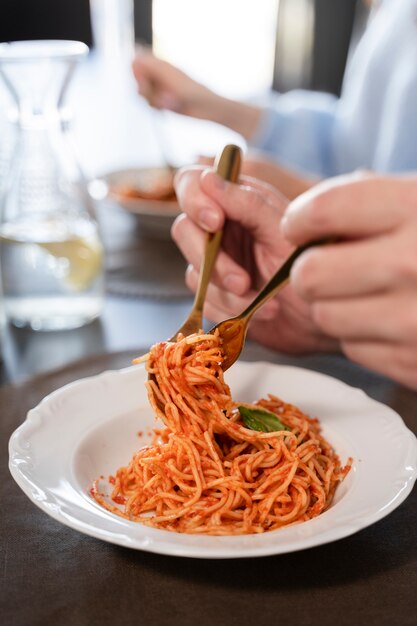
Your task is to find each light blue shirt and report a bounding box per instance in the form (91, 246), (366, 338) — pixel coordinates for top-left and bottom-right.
(250, 0), (417, 177)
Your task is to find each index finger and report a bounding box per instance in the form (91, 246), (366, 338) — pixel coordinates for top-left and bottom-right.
(175, 165), (289, 233)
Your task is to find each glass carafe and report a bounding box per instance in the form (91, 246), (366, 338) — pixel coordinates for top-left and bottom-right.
(0, 40), (104, 331)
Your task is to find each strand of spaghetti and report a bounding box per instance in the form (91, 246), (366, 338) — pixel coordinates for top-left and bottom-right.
(175, 437), (204, 505)
(203, 430), (225, 478)
(166, 459), (201, 490)
(258, 461), (299, 524)
(312, 455), (333, 487)
(253, 461), (300, 495)
(172, 393), (212, 433)
(268, 488), (307, 523)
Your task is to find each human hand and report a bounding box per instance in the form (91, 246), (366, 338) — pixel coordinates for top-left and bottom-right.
(282, 172), (417, 389)
(172, 166), (338, 354)
(132, 49), (262, 139)
(132, 47), (220, 119)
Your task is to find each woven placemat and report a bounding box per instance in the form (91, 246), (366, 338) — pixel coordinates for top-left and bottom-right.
(99, 200), (190, 300)
(105, 234), (190, 299)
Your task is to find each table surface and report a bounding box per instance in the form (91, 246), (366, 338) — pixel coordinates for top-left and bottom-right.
(1, 200), (417, 626)
(2, 342), (417, 626)
(1, 49), (417, 626)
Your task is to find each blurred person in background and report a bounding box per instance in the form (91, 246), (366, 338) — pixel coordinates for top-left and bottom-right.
(134, 0), (417, 199)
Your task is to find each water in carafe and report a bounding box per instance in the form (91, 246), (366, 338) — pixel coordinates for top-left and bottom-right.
(0, 40), (104, 330)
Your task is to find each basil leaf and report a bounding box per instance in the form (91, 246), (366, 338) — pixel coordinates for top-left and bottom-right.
(238, 406), (288, 433)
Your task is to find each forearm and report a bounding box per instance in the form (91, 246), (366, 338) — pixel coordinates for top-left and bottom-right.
(197, 94), (262, 140)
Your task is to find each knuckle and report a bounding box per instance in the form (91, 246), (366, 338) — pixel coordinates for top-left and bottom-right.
(240, 185), (266, 214)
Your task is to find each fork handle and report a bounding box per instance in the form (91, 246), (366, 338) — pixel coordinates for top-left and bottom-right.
(192, 144), (242, 313)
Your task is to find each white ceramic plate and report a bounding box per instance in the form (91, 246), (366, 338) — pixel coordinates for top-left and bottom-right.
(9, 362), (417, 559)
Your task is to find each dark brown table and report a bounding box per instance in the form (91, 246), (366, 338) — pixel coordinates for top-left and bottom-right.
(1, 203), (416, 626)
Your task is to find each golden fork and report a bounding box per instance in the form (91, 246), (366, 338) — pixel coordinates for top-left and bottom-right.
(143, 143), (242, 404)
(211, 239), (329, 371)
(135, 143), (242, 368)
(166, 143), (242, 342)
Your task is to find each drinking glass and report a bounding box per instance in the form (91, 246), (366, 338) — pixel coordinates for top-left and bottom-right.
(0, 40), (104, 331)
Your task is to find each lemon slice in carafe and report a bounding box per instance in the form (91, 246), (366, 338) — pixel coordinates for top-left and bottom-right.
(40, 237), (103, 291)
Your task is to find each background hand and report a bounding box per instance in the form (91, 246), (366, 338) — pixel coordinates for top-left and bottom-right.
(132, 46), (217, 117)
(132, 48), (262, 139)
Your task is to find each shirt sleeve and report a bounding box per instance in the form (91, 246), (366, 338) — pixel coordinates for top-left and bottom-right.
(248, 89), (339, 178)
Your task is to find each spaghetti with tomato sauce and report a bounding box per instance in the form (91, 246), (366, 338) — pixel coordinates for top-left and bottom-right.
(91, 331), (351, 535)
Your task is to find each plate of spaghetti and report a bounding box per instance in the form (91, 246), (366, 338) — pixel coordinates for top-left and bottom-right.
(9, 332), (417, 558)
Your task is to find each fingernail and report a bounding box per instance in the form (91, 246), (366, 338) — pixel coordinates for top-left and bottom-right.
(199, 209), (220, 231)
(223, 274), (247, 294)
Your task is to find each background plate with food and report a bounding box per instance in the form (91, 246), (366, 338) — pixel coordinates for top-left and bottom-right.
(102, 166), (180, 239)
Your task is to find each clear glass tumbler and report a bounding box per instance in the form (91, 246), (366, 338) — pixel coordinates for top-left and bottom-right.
(0, 40), (104, 331)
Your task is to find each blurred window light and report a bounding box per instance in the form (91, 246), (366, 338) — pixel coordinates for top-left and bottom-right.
(273, 0), (314, 92)
(153, 0), (280, 100)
